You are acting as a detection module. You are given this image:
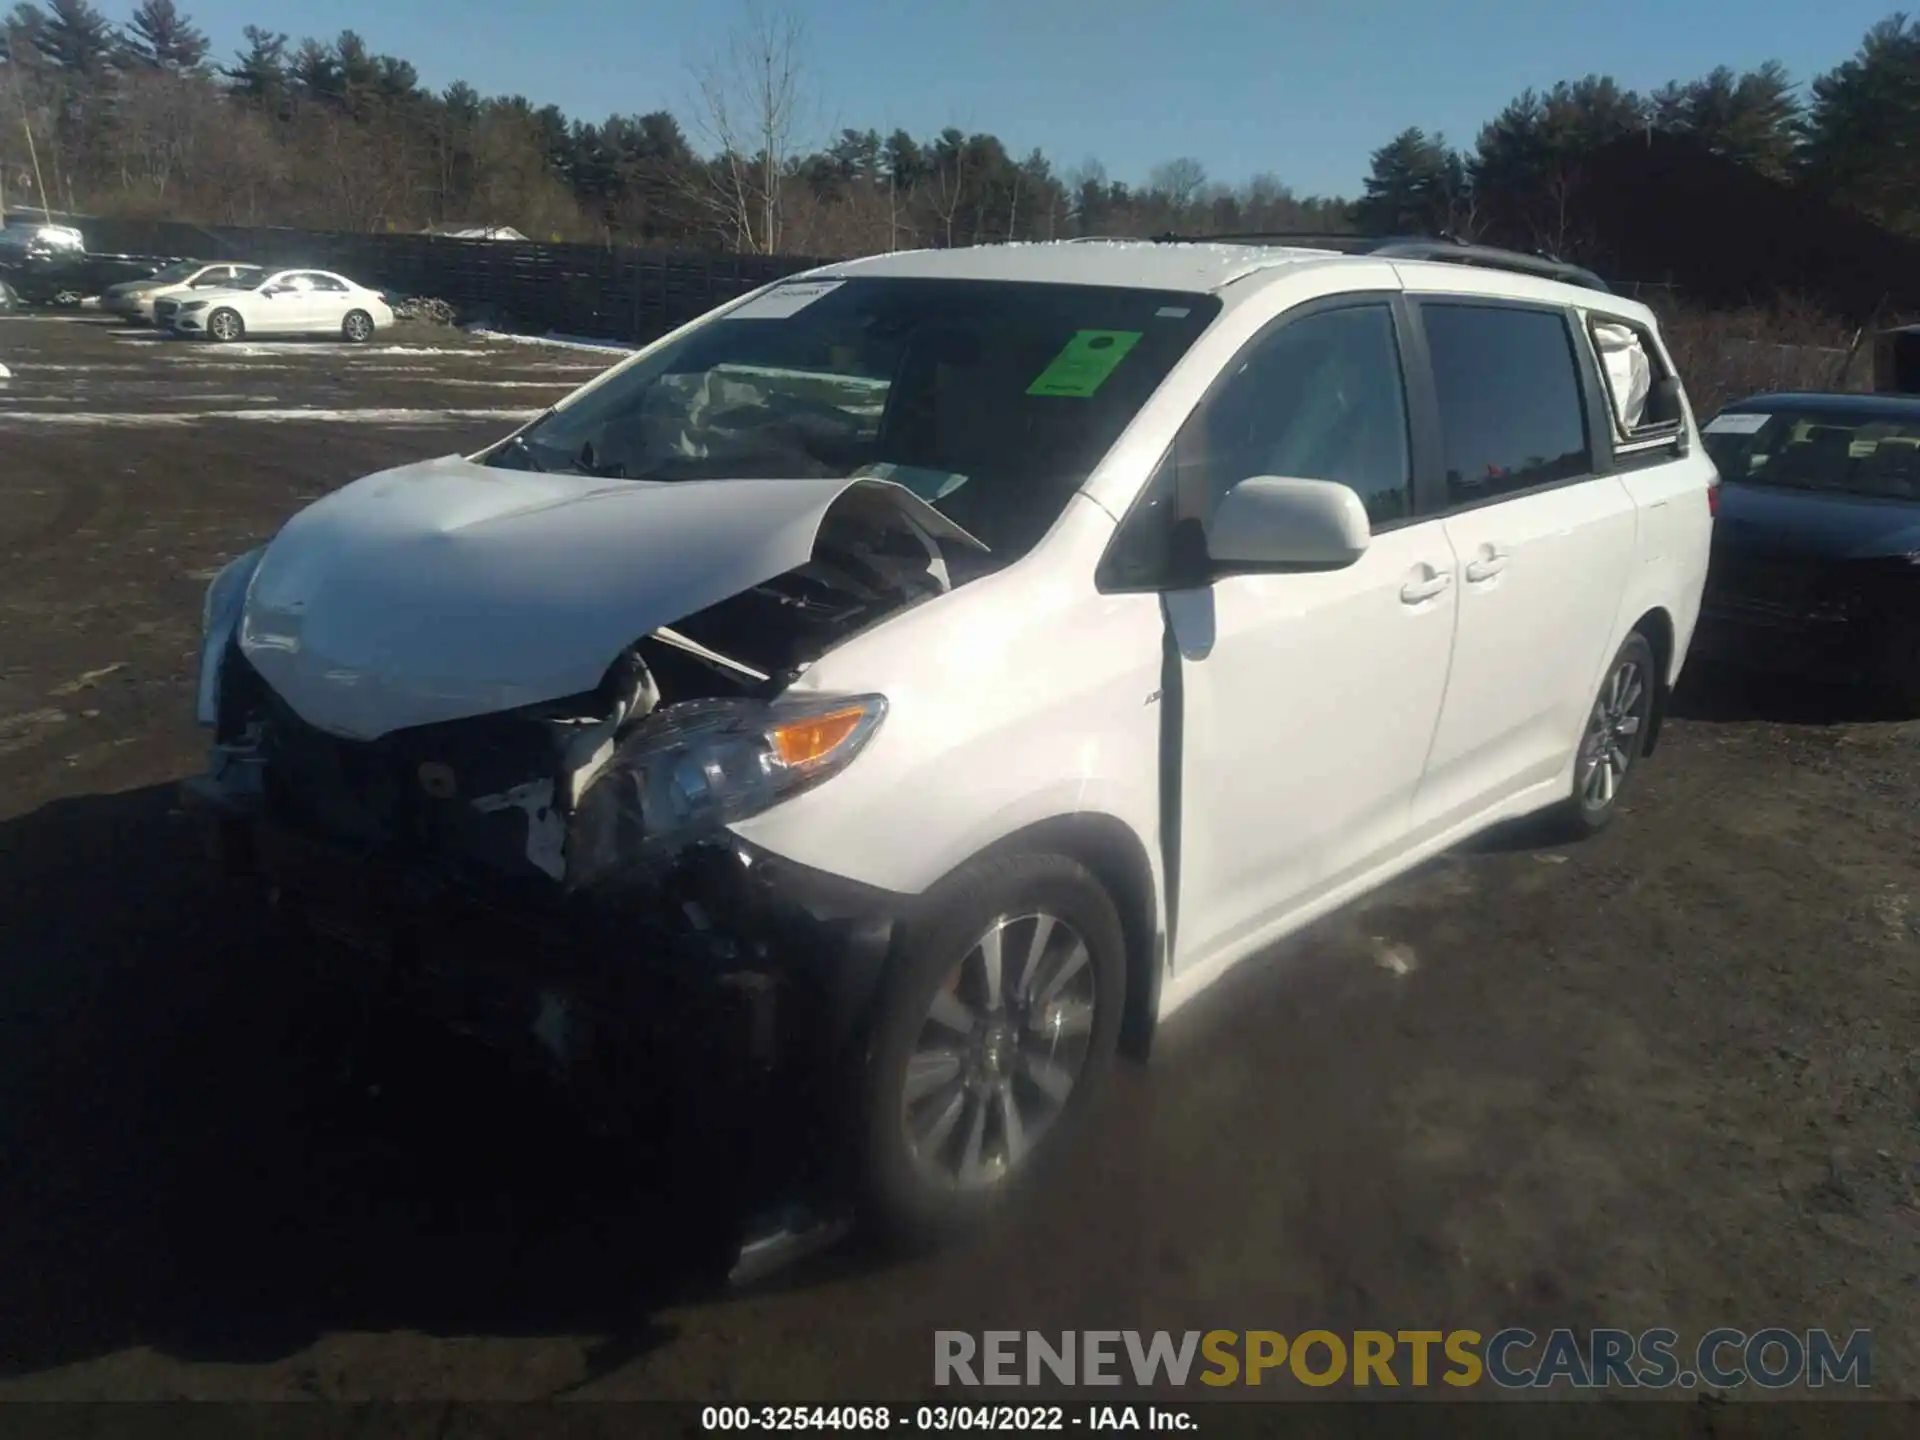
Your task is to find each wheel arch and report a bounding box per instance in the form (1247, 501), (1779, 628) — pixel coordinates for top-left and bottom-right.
(1627, 606), (1675, 756)
(910, 812), (1164, 1064)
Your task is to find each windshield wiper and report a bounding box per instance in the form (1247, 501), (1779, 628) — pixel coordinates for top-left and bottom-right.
(495, 409), (558, 472)
(503, 433), (548, 472)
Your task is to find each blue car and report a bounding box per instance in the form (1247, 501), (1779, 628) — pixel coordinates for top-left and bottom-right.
(1698, 391), (1920, 706)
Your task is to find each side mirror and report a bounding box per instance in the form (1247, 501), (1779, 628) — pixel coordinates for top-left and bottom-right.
(1205, 476), (1371, 574)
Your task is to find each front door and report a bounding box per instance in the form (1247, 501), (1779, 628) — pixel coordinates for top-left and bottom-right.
(1169, 297), (1460, 976)
(252, 275), (308, 334)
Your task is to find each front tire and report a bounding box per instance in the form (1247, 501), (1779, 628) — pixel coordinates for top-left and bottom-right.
(855, 852), (1125, 1247)
(1547, 631), (1657, 838)
(206, 307), (244, 343)
(342, 309), (375, 343)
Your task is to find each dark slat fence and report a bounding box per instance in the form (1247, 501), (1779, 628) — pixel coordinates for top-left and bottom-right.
(68, 217), (827, 344)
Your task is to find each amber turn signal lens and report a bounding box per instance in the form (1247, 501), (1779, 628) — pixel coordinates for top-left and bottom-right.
(770, 705), (868, 768)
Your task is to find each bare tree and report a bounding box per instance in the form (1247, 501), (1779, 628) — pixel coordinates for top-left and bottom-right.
(1148, 156), (1208, 211)
(684, 0), (812, 253)
(926, 130), (966, 247)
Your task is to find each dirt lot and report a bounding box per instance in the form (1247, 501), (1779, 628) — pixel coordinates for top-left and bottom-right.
(1, 315), (1917, 1404)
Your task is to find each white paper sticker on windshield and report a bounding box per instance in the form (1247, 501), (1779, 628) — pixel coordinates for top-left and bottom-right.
(727, 279), (845, 320)
(1703, 411), (1770, 435)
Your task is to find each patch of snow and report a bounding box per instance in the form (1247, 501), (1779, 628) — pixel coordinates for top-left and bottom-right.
(0, 406), (533, 427)
(467, 327), (637, 356)
(426, 377), (583, 389)
(0, 362), (154, 373)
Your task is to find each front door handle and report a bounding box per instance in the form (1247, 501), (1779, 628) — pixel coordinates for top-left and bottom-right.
(1400, 571), (1453, 605)
(1465, 548), (1510, 583)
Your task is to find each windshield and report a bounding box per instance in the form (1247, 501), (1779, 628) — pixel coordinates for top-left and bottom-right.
(151, 261), (201, 283)
(1706, 407), (1920, 501)
(485, 276), (1221, 556)
(232, 267), (268, 289)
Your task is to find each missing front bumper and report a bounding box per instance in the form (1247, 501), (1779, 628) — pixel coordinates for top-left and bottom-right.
(180, 769), (904, 1183)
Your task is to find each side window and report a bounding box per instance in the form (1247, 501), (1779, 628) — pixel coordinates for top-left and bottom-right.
(1587, 314), (1684, 442)
(308, 274), (349, 292)
(1421, 303), (1591, 506)
(1187, 303), (1414, 528)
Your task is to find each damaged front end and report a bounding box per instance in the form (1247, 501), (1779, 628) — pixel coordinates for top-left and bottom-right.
(184, 469), (984, 1211)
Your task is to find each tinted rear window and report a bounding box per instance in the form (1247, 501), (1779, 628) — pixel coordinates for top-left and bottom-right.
(1421, 303), (1591, 505)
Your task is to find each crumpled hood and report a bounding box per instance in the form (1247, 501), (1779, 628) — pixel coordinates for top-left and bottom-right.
(239, 454), (974, 741)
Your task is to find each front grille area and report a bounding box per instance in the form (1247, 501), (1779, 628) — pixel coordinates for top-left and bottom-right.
(224, 649), (584, 893)
(1699, 546), (1883, 635)
(1703, 551), (1824, 618)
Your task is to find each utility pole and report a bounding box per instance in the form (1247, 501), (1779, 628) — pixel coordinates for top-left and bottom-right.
(23, 117), (51, 224)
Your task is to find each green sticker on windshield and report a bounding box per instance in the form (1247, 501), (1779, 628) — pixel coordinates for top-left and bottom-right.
(1026, 330), (1143, 398)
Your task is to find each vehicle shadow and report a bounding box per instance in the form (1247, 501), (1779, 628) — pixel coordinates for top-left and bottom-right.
(1670, 659), (1911, 726)
(0, 782), (790, 1380)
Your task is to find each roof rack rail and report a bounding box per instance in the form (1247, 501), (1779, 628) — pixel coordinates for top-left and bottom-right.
(1146, 231), (1378, 251)
(1146, 230), (1611, 293)
(1363, 237), (1611, 293)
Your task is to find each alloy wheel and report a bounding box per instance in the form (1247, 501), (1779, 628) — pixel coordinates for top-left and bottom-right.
(902, 911), (1098, 1192)
(1580, 657), (1647, 809)
(209, 310), (241, 342)
(344, 312), (372, 341)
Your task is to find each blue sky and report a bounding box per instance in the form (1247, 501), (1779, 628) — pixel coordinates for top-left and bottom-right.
(177, 0), (1894, 196)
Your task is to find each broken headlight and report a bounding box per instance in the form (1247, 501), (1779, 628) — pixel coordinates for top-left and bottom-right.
(568, 693), (887, 887)
(196, 546), (265, 727)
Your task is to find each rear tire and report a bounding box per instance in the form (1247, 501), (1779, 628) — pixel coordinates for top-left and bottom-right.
(854, 851), (1125, 1249)
(342, 309), (375, 343)
(206, 307), (244, 343)
(1544, 631), (1657, 840)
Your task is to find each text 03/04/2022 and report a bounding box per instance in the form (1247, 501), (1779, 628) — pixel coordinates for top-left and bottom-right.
(700, 1406), (1195, 1432)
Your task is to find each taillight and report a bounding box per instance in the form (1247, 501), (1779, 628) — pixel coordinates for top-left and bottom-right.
(1707, 483), (1720, 517)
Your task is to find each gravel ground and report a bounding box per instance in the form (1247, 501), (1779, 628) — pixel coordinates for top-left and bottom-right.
(1, 315), (1916, 1406)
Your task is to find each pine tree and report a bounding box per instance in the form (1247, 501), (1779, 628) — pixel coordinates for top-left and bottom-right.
(121, 0), (208, 74)
(1650, 62), (1800, 179)
(1802, 14), (1920, 232)
(35, 0), (113, 73)
(1355, 127), (1469, 236)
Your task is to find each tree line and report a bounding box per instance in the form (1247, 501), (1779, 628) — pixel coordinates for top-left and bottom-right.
(1, 0), (1916, 261)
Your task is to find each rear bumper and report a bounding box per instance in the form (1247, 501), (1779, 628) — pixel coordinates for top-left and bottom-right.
(180, 767), (908, 1188)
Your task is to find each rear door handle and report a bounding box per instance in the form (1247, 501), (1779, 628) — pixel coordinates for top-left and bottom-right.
(1400, 571), (1453, 605)
(1465, 550), (1510, 583)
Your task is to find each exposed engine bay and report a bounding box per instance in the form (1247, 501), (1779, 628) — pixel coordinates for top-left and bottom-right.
(208, 482), (991, 899)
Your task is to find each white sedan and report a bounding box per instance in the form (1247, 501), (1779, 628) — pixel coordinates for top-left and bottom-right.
(156, 268), (396, 342)
(102, 261), (265, 322)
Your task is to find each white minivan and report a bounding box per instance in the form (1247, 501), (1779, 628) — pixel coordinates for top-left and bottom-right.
(186, 237), (1714, 1246)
